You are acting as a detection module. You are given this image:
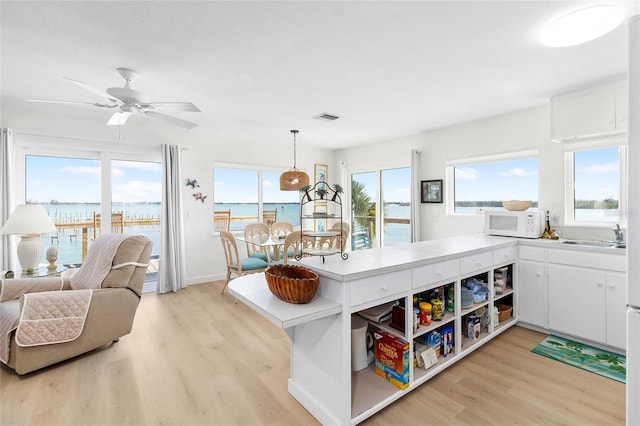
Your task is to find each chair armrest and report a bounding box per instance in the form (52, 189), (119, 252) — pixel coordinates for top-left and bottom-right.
(0, 277), (64, 302)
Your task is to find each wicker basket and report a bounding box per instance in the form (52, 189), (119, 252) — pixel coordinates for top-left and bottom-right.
(265, 264), (319, 304)
(502, 200), (531, 211)
(496, 303), (512, 322)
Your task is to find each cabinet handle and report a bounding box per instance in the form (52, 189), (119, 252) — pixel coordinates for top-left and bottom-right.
(380, 285), (388, 292)
(436, 270), (442, 276)
(536, 272), (542, 277)
(596, 282), (605, 287)
(475, 262), (481, 266)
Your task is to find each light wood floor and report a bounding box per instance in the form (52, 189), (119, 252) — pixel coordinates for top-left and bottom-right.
(1, 281), (625, 426)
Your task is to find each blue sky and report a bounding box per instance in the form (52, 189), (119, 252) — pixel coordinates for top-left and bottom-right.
(26, 149), (619, 205)
(26, 156), (161, 203)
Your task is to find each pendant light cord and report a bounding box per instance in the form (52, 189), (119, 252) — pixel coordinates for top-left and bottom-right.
(291, 129), (299, 169)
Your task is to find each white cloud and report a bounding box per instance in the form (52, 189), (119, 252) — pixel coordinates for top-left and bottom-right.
(114, 161), (161, 172)
(579, 163), (618, 174)
(111, 168), (125, 178)
(263, 180), (273, 188)
(60, 165), (100, 175)
(455, 167), (479, 180)
(500, 167), (537, 177)
(112, 181), (162, 202)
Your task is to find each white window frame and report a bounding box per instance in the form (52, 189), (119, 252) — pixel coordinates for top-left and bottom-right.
(15, 137), (161, 233)
(562, 136), (627, 227)
(445, 149), (538, 216)
(212, 162), (298, 232)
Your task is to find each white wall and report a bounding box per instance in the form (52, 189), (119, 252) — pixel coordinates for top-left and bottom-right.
(2, 107), (335, 284)
(2, 100), (620, 284)
(336, 104), (584, 241)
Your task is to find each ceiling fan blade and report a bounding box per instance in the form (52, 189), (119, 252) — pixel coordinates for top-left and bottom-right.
(26, 99), (118, 108)
(63, 77), (123, 105)
(143, 111), (198, 129)
(140, 102), (201, 112)
(107, 111), (132, 126)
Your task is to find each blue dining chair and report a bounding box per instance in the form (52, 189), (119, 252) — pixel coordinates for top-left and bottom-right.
(219, 229), (269, 295)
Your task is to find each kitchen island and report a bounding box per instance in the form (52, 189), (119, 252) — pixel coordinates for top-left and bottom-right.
(229, 234), (519, 425)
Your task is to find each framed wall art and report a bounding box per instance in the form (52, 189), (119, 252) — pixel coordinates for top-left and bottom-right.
(421, 179), (443, 203)
(315, 163), (328, 190)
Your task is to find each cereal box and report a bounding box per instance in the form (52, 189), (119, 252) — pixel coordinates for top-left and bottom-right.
(373, 330), (410, 390)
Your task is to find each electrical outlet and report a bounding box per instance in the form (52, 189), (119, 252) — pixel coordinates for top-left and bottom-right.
(431, 215), (439, 222)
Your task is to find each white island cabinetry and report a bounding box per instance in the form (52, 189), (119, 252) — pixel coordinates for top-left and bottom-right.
(230, 234), (518, 425)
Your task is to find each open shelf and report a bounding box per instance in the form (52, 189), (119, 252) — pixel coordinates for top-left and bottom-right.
(351, 360), (404, 418)
(413, 312), (455, 339)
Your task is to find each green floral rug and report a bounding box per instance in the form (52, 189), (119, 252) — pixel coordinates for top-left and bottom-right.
(531, 335), (626, 383)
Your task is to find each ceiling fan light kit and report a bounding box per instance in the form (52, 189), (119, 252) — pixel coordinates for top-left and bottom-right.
(28, 67), (201, 129)
(280, 129), (310, 191)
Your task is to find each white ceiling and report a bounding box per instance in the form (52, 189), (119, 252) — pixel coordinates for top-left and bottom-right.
(1, 1), (637, 150)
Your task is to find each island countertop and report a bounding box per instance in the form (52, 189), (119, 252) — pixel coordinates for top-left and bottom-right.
(294, 233), (516, 281)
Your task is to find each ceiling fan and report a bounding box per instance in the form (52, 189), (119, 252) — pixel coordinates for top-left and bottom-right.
(28, 68), (201, 129)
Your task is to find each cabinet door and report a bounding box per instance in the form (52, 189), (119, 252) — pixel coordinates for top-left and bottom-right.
(548, 264), (606, 343)
(518, 260), (545, 327)
(552, 88), (616, 140)
(606, 272), (626, 349)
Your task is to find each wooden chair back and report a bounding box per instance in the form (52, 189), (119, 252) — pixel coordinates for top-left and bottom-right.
(214, 210), (231, 232)
(243, 222), (271, 258)
(219, 229), (242, 273)
(262, 209), (277, 226)
(282, 230), (316, 264)
(92, 211), (126, 238)
(271, 221), (294, 240)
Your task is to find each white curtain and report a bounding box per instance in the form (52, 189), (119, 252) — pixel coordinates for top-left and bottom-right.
(158, 144), (187, 293)
(1, 129), (16, 271)
(410, 149), (421, 242)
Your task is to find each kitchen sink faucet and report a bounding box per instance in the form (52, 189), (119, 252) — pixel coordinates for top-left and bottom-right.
(612, 224), (624, 242)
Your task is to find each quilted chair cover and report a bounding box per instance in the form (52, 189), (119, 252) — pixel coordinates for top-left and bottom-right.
(0, 234), (152, 374)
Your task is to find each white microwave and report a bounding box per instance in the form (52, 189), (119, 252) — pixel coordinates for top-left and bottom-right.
(484, 210), (543, 238)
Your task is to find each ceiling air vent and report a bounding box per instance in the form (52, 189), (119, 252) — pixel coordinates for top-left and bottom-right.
(313, 112), (341, 122)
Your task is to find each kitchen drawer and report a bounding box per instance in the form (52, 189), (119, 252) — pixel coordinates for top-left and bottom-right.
(518, 245), (545, 262)
(460, 252), (493, 276)
(412, 259), (459, 289)
(493, 246), (517, 265)
(548, 249), (625, 271)
(349, 270), (411, 307)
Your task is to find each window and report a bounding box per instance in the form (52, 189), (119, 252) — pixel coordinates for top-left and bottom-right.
(213, 166), (299, 231)
(24, 154), (161, 264)
(447, 151), (538, 214)
(565, 141), (626, 224)
(351, 167), (411, 250)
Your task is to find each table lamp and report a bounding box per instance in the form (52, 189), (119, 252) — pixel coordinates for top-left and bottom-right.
(1, 204), (57, 271)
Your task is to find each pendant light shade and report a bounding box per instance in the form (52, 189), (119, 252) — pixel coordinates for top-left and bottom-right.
(280, 129), (310, 191)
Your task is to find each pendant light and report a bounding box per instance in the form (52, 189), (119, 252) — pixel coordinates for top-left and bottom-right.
(280, 129), (310, 191)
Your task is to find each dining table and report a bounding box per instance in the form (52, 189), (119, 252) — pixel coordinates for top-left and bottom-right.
(236, 235), (286, 263)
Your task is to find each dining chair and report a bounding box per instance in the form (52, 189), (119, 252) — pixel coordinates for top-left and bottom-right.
(262, 209), (277, 226)
(214, 210), (231, 232)
(243, 222), (272, 261)
(282, 230), (316, 264)
(271, 221), (294, 240)
(92, 211), (126, 238)
(219, 229), (269, 295)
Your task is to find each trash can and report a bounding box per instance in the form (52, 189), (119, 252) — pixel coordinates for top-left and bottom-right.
(351, 315), (370, 371)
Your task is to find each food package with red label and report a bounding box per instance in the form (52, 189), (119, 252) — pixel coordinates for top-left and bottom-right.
(373, 330), (410, 390)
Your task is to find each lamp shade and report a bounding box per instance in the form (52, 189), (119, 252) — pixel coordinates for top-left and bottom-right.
(1, 204), (57, 235)
(279, 129), (310, 191)
(280, 169), (310, 191)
